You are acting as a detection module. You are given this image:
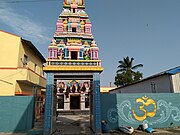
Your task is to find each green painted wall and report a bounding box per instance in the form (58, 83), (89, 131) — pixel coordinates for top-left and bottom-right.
(101, 93), (180, 130)
(0, 96), (35, 132)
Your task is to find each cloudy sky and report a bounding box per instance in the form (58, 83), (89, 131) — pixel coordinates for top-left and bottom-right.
(0, 0), (180, 86)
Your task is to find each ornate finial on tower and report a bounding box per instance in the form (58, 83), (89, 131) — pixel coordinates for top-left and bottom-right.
(91, 40), (97, 47)
(51, 38), (56, 45)
(83, 41), (89, 46)
(64, 0), (84, 7)
(57, 40), (65, 47)
(48, 39), (57, 49)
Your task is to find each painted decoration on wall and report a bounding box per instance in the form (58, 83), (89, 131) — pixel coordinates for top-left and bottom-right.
(107, 96), (180, 126)
(57, 80), (90, 94)
(132, 96), (156, 121)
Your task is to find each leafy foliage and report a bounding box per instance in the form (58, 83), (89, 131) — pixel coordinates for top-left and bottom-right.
(114, 56), (143, 87)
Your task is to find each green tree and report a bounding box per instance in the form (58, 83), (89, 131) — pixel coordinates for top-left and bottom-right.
(114, 56), (143, 87)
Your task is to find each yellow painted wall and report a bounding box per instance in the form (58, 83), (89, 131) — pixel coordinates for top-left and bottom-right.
(0, 31), (46, 96)
(0, 70), (17, 95)
(100, 86), (117, 93)
(0, 31), (20, 67)
(16, 81), (33, 94)
(14, 68), (46, 88)
(0, 65), (46, 95)
(18, 41), (44, 76)
(16, 81), (42, 95)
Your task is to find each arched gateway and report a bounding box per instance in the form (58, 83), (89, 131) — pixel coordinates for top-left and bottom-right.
(43, 0), (103, 134)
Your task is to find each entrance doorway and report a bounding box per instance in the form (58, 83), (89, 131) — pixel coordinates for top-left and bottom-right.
(71, 51), (77, 60)
(57, 95), (64, 109)
(70, 95), (80, 109)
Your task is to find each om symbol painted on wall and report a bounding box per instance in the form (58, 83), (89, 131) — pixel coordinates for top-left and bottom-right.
(107, 95), (180, 125)
(132, 96), (156, 121)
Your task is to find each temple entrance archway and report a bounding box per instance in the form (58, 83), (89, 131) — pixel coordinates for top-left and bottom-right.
(43, 0), (103, 134)
(43, 72), (102, 135)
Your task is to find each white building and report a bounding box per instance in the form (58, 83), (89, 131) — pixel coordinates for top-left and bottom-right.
(110, 66), (180, 94)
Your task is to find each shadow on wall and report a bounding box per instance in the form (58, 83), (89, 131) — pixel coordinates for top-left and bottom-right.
(0, 96), (35, 133)
(100, 94), (118, 129)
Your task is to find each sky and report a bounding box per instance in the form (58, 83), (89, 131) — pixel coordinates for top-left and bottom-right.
(0, 0), (180, 86)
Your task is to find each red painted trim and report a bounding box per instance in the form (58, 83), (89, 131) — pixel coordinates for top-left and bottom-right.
(15, 91), (33, 96)
(0, 67), (18, 70)
(0, 67), (46, 80)
(26, 67), (46, 80)
(15, 91), (42, 96)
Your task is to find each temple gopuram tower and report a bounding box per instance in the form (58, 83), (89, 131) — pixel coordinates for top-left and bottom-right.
(43, 0), (103, 134)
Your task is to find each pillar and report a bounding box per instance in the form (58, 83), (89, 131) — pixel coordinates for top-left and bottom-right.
(64, 48), (69, 59)
(91, 73), (101, 134)
(43, 73), (56, 135)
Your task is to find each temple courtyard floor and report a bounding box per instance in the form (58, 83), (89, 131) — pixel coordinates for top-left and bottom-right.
(54, 114), (180, 135)
(1, 114), (180, 135)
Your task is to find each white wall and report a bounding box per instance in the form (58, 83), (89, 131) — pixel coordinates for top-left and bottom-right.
(172, 73), (180, 93)
(110, 74), (173, 93)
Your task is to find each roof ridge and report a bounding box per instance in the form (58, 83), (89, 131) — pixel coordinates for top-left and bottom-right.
(0, 30), (20, 38)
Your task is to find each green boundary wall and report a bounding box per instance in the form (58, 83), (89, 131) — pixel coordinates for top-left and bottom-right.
(101, 93), (180, 130)
(0, 96), (35, 132)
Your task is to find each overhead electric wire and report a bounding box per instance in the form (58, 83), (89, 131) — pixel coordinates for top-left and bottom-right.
(0, 0), (62, 3)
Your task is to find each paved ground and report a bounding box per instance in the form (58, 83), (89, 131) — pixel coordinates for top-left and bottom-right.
(1, 114), (180, 135)
(0, 133), (27, 135)
(53, 114), (180, 135)
(53, 114), (91, 135)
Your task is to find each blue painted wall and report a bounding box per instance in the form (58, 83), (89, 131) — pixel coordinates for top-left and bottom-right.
(44, 73), (56, 135)
(91, 73), (101, 133)
(0, 96), (34, 132)
(101, 93), (180, 129)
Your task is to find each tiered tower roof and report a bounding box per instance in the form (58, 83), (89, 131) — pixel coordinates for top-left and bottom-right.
(43, 0), (103, 72)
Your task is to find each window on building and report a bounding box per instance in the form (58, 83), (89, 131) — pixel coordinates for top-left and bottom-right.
(72, 27), (76, 32)
(34, 64), (37, 72)
(151, 82), (156, 93)
(73, 8), (76, 13)
(23, 55), (28, 65)
(42, 71), (44, 77)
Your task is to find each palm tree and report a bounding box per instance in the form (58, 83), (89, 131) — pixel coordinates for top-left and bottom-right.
(115, 56), (143, 86)
(116, 56), (143, 73)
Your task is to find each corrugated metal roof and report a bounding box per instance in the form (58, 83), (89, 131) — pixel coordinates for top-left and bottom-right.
(165, 66), (180, 75)
(137, 66), (180, 81)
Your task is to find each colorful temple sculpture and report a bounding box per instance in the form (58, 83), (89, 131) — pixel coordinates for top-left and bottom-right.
(43, 0), (103, 134)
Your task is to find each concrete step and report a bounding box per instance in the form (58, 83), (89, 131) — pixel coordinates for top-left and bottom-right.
(58, 110), (90, 115)
(28, 115), (44, 135)
(28, 129), (43, 135)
